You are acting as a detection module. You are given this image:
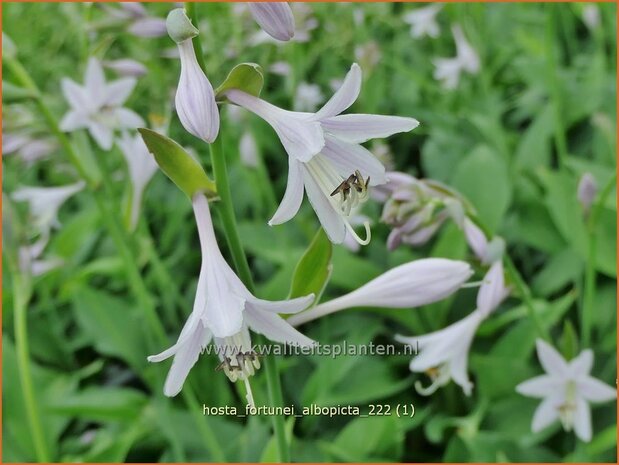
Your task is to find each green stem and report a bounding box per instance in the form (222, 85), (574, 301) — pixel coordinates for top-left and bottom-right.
(12, 272), (50, 462)
(581, 173), (617, 347)
(209, 137), (291, 462)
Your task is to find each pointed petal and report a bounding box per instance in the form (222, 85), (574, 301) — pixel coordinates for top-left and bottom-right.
(314, 63), (362, 120)
(516, 375), (561, 398)
(321, 135), (387, 185)
(578, 376), (617, 403)
(269, 157), (305, 225)
(476, 260), (507, 317)
(84, 58), (107, 107)
(248, 293), (314, 314)
(321, 114), (419, 143)
(128, 17), (168, 38)
(147, 312), (200, 362)
(60, 78), (91, 111)
(573, 397), (592, 442)
(463, 217), (488, 261)
(450, 346), (474, 396)
(104, 77), (137, 106)
(59, 110), (88, 132)
(536, 339), (569, 378)
(115, 108), (145, 129)
(87, 121), (114, 150)
(301, 165), (346, 244)
(531, 396), (561, 432)
(245, 307), (315, 347)
(247, 2), (295, 41)
(568, 349), (593, 377)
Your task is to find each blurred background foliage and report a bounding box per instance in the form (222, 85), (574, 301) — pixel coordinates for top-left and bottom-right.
(2, 2), (617, 462)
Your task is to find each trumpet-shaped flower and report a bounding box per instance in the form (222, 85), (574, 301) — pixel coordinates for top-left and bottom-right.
(60, 58), (144, 150)
(247, 2), (295, 41)
(148, 194), (315, 397)
(288, 258), (473, 326)
(433, 25), (480, 89)
(11, 182), (85, 233)
(225, 63), (419, 244)
(117, 132), (159, 231)
(19, 233), (63, 277)
(396, 261), (509, 395)
(403, 4), (443, 39)
(516, 340), (616, 442)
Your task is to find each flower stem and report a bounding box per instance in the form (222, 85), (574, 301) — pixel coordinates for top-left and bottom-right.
(208, 136), (291, 462)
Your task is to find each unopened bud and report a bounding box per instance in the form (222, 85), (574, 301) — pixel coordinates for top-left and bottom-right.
(166, 8), (199, 44)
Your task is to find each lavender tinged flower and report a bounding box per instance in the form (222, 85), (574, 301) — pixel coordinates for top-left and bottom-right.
(577, 172), (597, 215)
(226, 64), (419, 245)
(148, 194), (315, 397)
(433, 24), (480, 89)
(247, 2), (295, 41)
(288, 258), (473, 327)
(167, 9), (219, 143)
(59, 58), (144, 150)
(517, 340), (616, 442)
(103, 59), (148, 78)
(3, 132), (57, 166)
(403, 4), (443, 39)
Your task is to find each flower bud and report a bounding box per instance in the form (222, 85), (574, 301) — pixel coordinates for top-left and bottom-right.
(247, 3), (295, 41)
(166, 8), (199, 44)
(577, 172), (597, 215)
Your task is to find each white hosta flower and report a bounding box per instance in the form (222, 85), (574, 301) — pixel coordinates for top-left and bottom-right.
(463, 217), (489, 263)
(11, 182), (85, 233)
(117, 132), (158, 230)
(129, 17), (168, 38)
(239, 131), (259, 168)
(288, 258), (473, 326)
(59, 58), (144, 150)
(354, 41), (382, 72)
(19, 233), (63, 277)
(3, 132), (56, 166)
(396, 261), (509, 395)
(516, 340), (616, 442)
(247, 2), (295, 41)
(403, 4), (443, 39)
(103, 59), (148, 78)
(226, 63), (419, 244)
(577, 172), (597, 215)
(294, 83), (324, 112)
(173, 39), (219, 142)
(148, 194), (315, 397)
(433, 25), (480, 89)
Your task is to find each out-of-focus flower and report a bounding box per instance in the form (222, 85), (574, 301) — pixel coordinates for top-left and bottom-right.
(247, 2), (295, 41)
(99, 3), (167, 37)
(354, 41), (382, 72)
(582, 4), (601, 31)
(148, 193), (315, 398)
(293, 82), (324, 112)
(396, 261), (509, 395)
(59, 58), (144, 150)
(19, 233), (63, 277)
(269, 61), (291, 77)
(2, 132), (57, 166)
(11, 182), (85, 233)
(403, 4), (443, 39)
(167, 9), (219, 143)
(516, 340), (616, 442)
(433, 24), (480, 89)
(370, 141), (395, 171)
(117, 132), (158, 231)
(247, 2), (316, 46)
(289, 258), (473, 326)
(239, 131), (259, 168)
(226, 64), (419, 244)
(129, 17), (168, 37)
(103, 58), (148, 77)
(577, 172), (597, 215)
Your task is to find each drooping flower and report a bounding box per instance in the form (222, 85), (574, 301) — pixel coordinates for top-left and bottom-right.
(403, 4), (443, 39)
(59, 58), (144, 150)
(433, 24), (480, 89)
(167, 9), (219, 143)
(247, 2), (295, 41)
(396, 261), (509, 395)
(516, 340), (616, 442)
(288, 258), (473, 326)
(117, 132), (159, 231)
(2, 131), (57, 166)
(225, 63), (419, 245)
(11, 182), (85, 233)
(148, 193), (315, 397)
(103, 58), (148, 78)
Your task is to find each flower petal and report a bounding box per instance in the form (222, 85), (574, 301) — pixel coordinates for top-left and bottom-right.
(476, 260), (508, 318)
(60, 78), (90, 111)
(128, 17), (168, 38)
(269, 157), (305, 225)
(147, 312), (201, 362)
(314, 63), (362, 120)
(321, 114), (419, 143)
(321, 134), (387, 185)
(248, 293), (314, 314)
(84, 58), (107, 107)
(531, 396), (561, 432)
(536, 339), (569, 378)
(573, 396), (592, 442)
(247, 2), (295, 41)
(516, 375), (561, 398)
(568, 349), (593, 377)
(245, 306), (315, 347)
(301, 165), (346, 244)
(87, 121), (114, 150)
(578, 376), (617, 403)
(104, 77), (137, 107)
(59, 110), (88, 132)
(115, 108), (145, 129)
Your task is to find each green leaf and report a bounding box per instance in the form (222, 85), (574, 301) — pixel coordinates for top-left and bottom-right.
(259, 417), (295, 462)
(47, 387), (147, 422)
(138, 128), (217, 199)
(215, 63), (264, 101)
(288, 228), (332, 301)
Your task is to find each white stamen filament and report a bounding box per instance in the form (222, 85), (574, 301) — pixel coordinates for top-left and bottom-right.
(244, 377), (256, 410)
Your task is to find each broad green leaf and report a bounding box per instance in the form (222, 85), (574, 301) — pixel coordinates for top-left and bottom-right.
(288, 228), (332, 301)
(514, 104), (553, 169)
(47, 387), (147, 421)
(138, 128), (217, 199)
(215, 63), (264, 101)
(531, 248), (583, 296)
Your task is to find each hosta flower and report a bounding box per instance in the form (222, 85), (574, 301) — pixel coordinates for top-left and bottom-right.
(19, 233), (63, 277)
(396, 261), (509, 395)
(582, 4), (600, 31)
(117, 132), (158, 231)
(225, 63), (419, 244)
(247, 2), (295, 41)
(11, 182), (85, 233)
(577, 172), (597, 215)
(239, 131), (259, 168)
(403, 4), (443, 39)
(288, 258), (473, 326)
(433, 24), (480, 89)
(59, 58), (144, 150)
(148, 193), (315, 397)
(516, 340), (616, 442)
(103, 59), (148, 78)
(294, 83), (324, 112)
(167, 9), (219, 143)
(103, 2), (168, 38)
(2, 131), (57, 166)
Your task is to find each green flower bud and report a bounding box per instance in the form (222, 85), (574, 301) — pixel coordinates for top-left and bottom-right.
(166, 8), (199, 44)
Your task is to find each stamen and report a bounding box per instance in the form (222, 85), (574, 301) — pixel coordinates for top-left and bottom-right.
(243, 377), (256, 409)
